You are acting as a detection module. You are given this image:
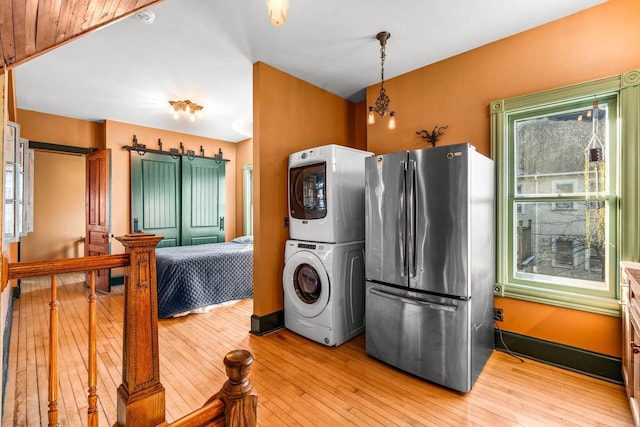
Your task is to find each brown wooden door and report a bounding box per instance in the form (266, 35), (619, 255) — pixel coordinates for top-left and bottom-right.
(86, 149), (111, 292)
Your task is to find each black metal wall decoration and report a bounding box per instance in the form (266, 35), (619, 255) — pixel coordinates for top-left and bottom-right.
(416, 125), (448, 147)
(122, 134), (230, 162)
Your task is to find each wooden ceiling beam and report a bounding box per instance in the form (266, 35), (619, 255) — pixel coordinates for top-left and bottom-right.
(35, 0), (62, 53)
(0, 0), (16, 66)
(0, 0), (162, 72)
(24, 0), (38, 58)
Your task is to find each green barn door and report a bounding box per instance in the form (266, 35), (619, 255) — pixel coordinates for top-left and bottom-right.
(130, 152), (181, 247)
(181, 157), (226, 245)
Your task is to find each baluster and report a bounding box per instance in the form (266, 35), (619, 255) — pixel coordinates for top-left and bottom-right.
(87, 270), (98, 427)
(48, 275), (59, 427)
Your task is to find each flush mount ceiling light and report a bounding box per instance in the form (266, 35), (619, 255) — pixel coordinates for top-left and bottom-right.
(266, 0), (289, 26)
(169, 100), (203, 122)
(368, 31), (396, 130)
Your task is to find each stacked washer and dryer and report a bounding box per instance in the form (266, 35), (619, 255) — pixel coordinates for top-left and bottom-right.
(283, 144), (372, 346)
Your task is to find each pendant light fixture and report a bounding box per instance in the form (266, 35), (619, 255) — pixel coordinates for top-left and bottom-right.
(266, 0), (289, 26)
(368, 31), (396, 129)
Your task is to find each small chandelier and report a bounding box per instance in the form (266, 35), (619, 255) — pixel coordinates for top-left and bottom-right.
(368, 31), (396, 130)
(266, 0), (289, 26)
(169, 100), (203, 122)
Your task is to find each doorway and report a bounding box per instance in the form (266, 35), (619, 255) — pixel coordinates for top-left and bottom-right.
(19, 151), (86, 261)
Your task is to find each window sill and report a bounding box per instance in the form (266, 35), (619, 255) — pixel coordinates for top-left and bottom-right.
(494, 282), (621, 317)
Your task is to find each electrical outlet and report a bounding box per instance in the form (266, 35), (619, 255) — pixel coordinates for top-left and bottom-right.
(494, 308), (504, 322)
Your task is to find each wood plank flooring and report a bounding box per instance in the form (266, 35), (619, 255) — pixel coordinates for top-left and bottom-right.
(2, 273), (634, 426)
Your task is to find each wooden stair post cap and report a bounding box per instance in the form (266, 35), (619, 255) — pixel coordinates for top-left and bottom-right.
(223, 350), (253, 383)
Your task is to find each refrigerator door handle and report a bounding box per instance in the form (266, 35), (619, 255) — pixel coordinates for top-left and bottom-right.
(369, 288), (458, 312)
(400, 160), (408, 276)
(407, 159), (417, 278)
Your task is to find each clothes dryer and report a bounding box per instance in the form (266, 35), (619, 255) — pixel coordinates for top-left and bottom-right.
(283, 239), (365, 346)
(288, 144), (372, 243)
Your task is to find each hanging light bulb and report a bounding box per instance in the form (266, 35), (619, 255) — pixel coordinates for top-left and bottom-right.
(266, 0), (289, 26)
(388, 112), (396, 129)
(368, 107), (376, 125)
(169, 100), (203, 122)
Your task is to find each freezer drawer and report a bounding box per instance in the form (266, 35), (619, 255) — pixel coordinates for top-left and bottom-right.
(365, 282), (473, 392)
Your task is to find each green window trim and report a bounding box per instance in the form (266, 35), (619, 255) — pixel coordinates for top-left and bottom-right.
(491, 69), (640, 317)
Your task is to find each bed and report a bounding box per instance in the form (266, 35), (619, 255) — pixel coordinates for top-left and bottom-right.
(155, 236), (253, 318)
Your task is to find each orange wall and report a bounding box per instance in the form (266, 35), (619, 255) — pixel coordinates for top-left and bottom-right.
(365, 0), (640, 356)
(105, 120), (241, 255)
(367, 0), (640, 159)
(253, 62), (356, 316)
(353, 102), (368, 152)
(18, 109), (104, 149)
(235, 138), (253, 236)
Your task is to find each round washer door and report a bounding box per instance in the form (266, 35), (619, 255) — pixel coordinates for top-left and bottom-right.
(283, 250), (330, 318)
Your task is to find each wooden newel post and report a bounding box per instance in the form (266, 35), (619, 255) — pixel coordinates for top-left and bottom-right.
(115, 232), (166, 426)
(211, 349), (258, 427)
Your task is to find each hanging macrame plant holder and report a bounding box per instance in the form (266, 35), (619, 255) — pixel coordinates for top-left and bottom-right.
(584, 100), (606, 265)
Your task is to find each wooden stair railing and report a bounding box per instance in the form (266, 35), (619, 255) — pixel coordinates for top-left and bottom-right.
(4, 232), (257, 427)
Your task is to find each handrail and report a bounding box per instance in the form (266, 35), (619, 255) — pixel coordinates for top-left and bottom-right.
(162, 399), (226, 427)
(6, 253), (129, 280)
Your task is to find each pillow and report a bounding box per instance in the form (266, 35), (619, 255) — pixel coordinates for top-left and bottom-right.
(231, 235), (253, 244)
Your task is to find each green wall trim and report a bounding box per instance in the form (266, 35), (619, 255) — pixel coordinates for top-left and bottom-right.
(250, 310), (284, 336)
(110, 275), (124, 287)
(494, 329), (622, 384)
(620, 71), (640, 262)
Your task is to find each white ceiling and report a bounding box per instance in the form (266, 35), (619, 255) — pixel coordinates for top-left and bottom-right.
(14, 0), (605, 143)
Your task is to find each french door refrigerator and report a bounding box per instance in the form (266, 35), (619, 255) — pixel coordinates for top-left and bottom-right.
(364, 143), (495, 393)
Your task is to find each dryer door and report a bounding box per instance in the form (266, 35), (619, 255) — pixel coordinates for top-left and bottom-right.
(289, 162), (327, 220)
(283, 250), (330, 318)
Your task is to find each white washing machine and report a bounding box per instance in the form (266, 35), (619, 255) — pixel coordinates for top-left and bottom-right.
(283, 239), (365, 346)
(288, 144), (372, 243)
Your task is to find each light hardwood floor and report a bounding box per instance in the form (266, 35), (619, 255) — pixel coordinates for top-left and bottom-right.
(2, 273), (634, 426)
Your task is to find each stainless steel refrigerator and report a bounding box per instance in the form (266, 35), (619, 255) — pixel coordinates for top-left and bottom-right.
(364, 143), (495, 393)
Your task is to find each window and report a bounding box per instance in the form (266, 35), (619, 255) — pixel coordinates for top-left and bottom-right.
(551, 180), (577, 210)
(551, 236), (577, 269)
(4, 121), (34, 245)
(509, 97), (616, 295)
(491, 70), (640, 315)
